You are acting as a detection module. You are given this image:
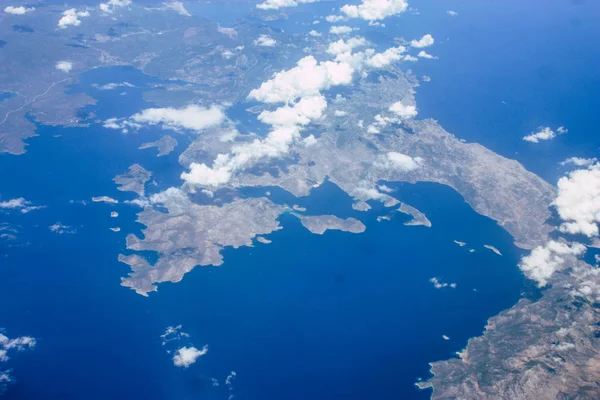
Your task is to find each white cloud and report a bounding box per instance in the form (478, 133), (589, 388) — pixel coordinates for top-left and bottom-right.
(334, 110), (347, 117)
(0, 198), (44, 213)
(389, 101), (417, 119)
(99, 0), (131, 13)
(340, 0), (408, 22)
(258, 95), (327, 127)
(519, 240), (586, 287)
(430, 277), (456, 289)
(326, 36), (367, 55)
(418, 50), (436, 59)
(365, 45), (407, 68)
(554, 163), (600, 237)
(410, 34), (434, 48)
(376, 151), (422, 171)
(523, 126), (567, 143)
(248, 56), (354, 103)
(173, 345), (208, 368)
(163, 1), (191, 16)
(58, 8), (90, 29)
(55, 61), (73, 73)
(447, 10), (458, 16)
(253, 34), (277, 47)
(49, 222), (76, 234)
(92, 196), (119, 204)
(308, 30), (321, 37)
(93, 82), (135, 90)
(160, 325), (190, 345)
(256, 0), (319, 10)
(560, 157), (597, 167)
(329, 25), (355, 35)
(4, 6), (35, 15)
(130, 105), (225, 132)
(326, 15), (346, 23)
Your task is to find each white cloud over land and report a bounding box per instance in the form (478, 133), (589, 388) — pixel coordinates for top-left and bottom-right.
(58, 8), (90, 29)
(55, 61), (73, 73)
(519, 240), (586, 287)
(4, 6), (35, 15)
(340, 0), (408, 22)
(554, 163), (600, 237)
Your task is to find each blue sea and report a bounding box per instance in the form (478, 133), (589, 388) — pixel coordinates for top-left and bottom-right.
(2, 1), (598, 399)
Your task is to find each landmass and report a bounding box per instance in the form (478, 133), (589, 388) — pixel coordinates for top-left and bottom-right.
(114, 164), (152, 196)
(139, 135), (178, 157)
(484, 244), (502, 256)
(397, 203), (431, 227)
(294, 214), (366, 235)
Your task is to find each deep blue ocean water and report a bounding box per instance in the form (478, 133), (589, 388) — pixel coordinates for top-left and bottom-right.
(0, 65), (526, 399)
(1, 1), (596, 399)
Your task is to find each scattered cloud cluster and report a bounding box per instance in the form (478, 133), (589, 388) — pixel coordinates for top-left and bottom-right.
(55, 61), (73, 73)
(160, 325), (190, 346)
(519, 240), (586, 287)
(0, 331), (36, 387)
(523, 126), (567, 143)
(173, 345), (208, 368)
(0, 198), (44, 213)
(366, 100), (417, 133)
(4, 6), (34, 15)
(256, 0), (319, 10)
(253, 34), (277, 47)
(410, 34), (434, 48)
(183, 34), (421, 188)
(340, 0), (409, 22)
(58, 8), (90, 29)
(430, 277), (457, 289)
(49, 222), (76, 235)
(554, 163), (600, 237)
(99, 0), (131, 13)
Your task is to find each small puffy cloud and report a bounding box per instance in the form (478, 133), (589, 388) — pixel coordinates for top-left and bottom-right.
(389, 101), (417, 119)
(365, 45), (406, 68)
(430, 277), (456, 289)
(519, 240), (586, 287)
(4, 6), (35, 15)
(326, 36), (367, 55)
(99, 0), (131, 13)
(160, 325), (190, 345)
(557, 126), (568, 134)
(173, 345), (208, 368)
(326, 15), (346, 23)
(447, 10), (458, 16)
(377, 151), (422, 171)
(0, 198), (44, 213)
(523, 126), (555, 143)
(55, 61), (73, 73)
(130, 105), (225, 132)
(410, 34), (434, 48)
(308, 30), (321, 37)
(256, 0), (319, 10)
(554, 163), (600, 237)
(329, 25), (355, 35)
(417, 50), (436, 59)
(253, 34), (277, 47)
(58, 8), (90, 29)
(248, 56), (354, 104)
(560, 157), (597, 167)
(340, 0), (408, 22)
